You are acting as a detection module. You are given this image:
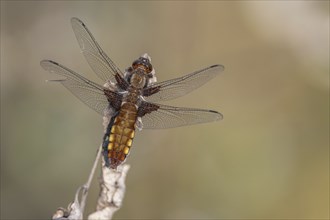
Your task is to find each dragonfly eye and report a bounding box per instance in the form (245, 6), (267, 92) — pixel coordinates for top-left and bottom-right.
(142, 63), (152, 74)
(132, 57), (153, 73)
(132, 60), (139, 68)
(141, 58), (153, 73)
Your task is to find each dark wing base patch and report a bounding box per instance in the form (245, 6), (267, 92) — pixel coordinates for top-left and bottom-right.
(137, 101), (160, 117)
(103, 89), (122, 110)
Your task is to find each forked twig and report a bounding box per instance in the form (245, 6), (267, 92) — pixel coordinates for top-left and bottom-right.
(52, 144), (130, 220)
(80, 144), (103, 214)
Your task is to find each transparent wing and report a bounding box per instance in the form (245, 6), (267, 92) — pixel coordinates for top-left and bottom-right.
(141, 102), (223, 129)
(144, 64), (224, 102)
(71, 17), (124, 82)
(40, 60), (109, 115)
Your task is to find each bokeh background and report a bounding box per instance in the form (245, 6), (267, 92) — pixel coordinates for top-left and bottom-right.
(1, 1), (329, 219)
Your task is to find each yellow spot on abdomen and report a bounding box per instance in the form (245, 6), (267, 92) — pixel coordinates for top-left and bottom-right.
(111, 125), (116, 133)
(108, 142), (113, 150)
(109, 134), (115, 142)
(111, 125), (123, 134)
(127, 139), (132, 147)
(123, 146), (130, 155)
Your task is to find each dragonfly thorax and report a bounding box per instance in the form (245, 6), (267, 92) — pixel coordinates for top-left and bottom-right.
(129, 71), (147, 89)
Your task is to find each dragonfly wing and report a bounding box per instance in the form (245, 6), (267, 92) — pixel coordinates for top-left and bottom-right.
(144, 64), (224, 102)
(139, 101), (223, 129)
(71, 17), (124, 83)
(41, 60), (110, 115)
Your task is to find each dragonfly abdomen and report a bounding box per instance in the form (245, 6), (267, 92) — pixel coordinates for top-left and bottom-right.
(106, 102), (137, 169)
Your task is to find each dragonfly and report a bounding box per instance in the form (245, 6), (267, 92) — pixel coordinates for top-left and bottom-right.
(41, 18), (224, 169)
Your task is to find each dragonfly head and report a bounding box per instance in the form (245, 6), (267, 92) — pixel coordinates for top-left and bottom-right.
(128, 54), (156, 88)
(132, 56), (153, 74)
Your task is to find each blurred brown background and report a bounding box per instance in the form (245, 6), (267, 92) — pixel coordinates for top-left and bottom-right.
(1, 1), (329, 219)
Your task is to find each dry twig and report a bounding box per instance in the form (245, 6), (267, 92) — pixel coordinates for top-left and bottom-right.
(52, 144), (130, 220)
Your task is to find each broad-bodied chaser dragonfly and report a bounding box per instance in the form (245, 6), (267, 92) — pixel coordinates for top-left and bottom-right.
(41, 18), (224, 169)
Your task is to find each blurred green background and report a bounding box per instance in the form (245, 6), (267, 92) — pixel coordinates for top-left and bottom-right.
(1, 1), (329, 219)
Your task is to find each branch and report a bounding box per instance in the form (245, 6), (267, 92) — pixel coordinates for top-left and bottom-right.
(52, 146), (130, 220)
(88, 162), (130, 220)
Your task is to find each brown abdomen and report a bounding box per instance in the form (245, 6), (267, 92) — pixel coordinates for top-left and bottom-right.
(107, 102), (137, 169)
